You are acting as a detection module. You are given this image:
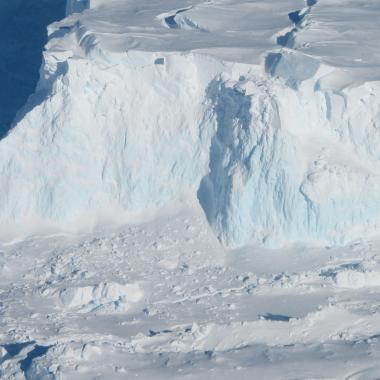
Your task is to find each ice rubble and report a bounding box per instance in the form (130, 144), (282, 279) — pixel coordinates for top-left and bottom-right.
(55, 282), (143, 313)
(1, 0), (380, 247)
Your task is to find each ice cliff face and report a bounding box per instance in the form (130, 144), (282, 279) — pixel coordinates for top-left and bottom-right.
(200, 64), (380, 246)
(1, 0), (380, 247)
(0, 52), (218, 229)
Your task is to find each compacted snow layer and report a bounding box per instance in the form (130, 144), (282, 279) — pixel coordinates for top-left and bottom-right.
(2, 204), (380, 378)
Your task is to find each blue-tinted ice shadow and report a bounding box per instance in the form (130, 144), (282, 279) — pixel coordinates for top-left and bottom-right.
(20, 344), (51, 373)
(260, 313), (292, 322)
(2, 341), (34, 357)
(0, 0), (66, 139)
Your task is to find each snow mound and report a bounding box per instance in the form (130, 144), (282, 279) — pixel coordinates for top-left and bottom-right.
(334, 270), (380, 289)
(44, 282), (143, 313)
(131, 306), (380, 352)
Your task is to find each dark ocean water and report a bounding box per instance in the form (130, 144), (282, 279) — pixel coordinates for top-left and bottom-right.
(0, 0), (66, 138)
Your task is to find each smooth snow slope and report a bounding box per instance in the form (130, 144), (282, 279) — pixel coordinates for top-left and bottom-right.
(1, 0), (380, 247)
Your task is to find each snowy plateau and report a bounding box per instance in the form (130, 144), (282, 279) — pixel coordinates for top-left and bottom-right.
(1, 0), (380, 378)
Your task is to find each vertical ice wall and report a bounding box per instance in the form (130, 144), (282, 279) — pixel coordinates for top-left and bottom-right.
(198, 77), (306, 246)
(198, 54), (380, 247)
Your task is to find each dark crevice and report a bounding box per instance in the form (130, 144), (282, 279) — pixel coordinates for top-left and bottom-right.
(276, 0), (318, 48)
(2, 341), (34, 357)
(164, 7), (192, 29)
(288, 10), (303, 24)
(20, 344), (51, 375)
(260, 313), (293, 322)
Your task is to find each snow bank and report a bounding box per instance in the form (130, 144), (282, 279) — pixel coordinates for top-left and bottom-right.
(1, 0), (380, 247)
(43, 282), (143, 313)
(130, 306), (380, 352)
(334, 270), (380, 289)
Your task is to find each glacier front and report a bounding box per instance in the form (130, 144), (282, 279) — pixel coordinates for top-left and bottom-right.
(1, 0), (380, 247)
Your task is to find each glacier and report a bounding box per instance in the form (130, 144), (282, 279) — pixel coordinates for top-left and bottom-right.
(1, 0), (380, 248)
(3, 2), (380, 378)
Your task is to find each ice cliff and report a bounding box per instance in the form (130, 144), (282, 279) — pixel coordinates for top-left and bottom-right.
(1, 0), (380, 247)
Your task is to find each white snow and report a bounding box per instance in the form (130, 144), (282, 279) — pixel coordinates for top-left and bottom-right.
(2, 204), (380, 378)
(334, 270), (380, 289)
(1, 0), (380, 378)
(44, 282), (144, 313)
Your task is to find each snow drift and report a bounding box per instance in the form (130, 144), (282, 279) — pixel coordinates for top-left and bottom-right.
(1, 0), (380, 247)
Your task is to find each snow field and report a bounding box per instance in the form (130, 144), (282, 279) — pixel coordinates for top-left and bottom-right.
(2, 203), (380, 378)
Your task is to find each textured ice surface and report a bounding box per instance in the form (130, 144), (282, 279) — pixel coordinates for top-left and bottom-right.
(1, 0), (380, 248)
(2, 2), (380, 378)
(56, 282), (143, 312)
(2, 206), (380, 379)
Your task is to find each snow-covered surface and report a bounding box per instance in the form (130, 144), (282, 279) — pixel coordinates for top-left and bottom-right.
(2, 0), (380, 378)
(3, 202), (380, 378)
(1, 0), (380, 247)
